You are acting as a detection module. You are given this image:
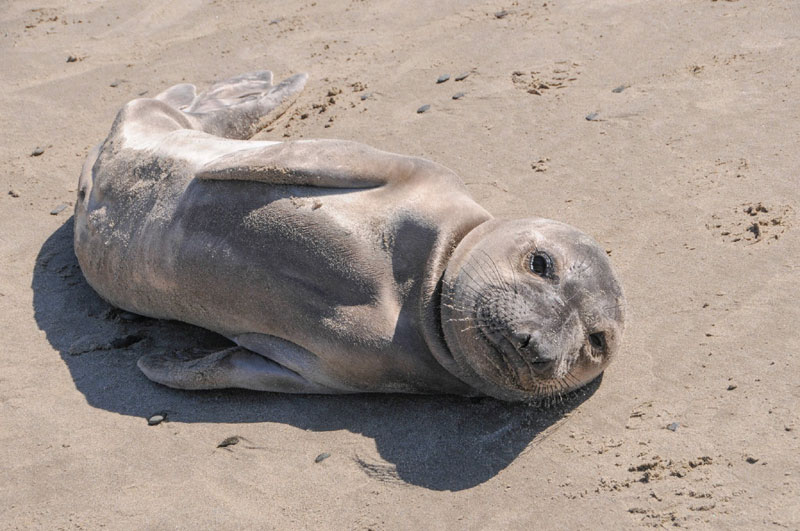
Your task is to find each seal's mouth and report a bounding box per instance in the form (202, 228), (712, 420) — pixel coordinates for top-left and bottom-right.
(475, 321), (560, 391)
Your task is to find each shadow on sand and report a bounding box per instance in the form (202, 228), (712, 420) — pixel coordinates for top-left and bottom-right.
(33, 218), (599, 491)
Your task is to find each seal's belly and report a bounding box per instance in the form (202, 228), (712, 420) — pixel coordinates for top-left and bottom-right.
(85, 176), (447, 390)
(163, 179), (398, 331)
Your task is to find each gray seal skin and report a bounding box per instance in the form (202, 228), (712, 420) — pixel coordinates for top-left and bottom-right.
(74, 70), (626, 402)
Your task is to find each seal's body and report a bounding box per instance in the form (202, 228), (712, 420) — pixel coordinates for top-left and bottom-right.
(75, 71), (626, 401)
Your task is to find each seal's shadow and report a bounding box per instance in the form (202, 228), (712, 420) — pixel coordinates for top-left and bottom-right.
(33, 218), (600, 491)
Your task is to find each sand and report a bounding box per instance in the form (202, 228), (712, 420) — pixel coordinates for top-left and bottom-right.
(1, 0), (799, 528)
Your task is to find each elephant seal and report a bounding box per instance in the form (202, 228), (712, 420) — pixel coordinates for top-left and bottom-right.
(74, 70), (625, 402)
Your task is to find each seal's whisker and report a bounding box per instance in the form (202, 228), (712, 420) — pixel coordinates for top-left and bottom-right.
(476, 250), (512, 293)
(571, 255), (596, 277)
(440, 314), (475, 323)
(460, 264), (497, 298)
(458, 263), (494, 295)
(440, 305), (476, 316)
(442, 280), (483, 307)
(571, 257), (587, 276)
(454, 279), (487, 301)
(501, 339), (536, 386)
(506, 256), (521, 295)
(467, 252), (499, 285)
(563, 290), (582, 305)
(481, 347), (513, 383)
(601, 301), (628, 312)
(446, 286), (486, 311)
(479, 251), (509, 290)
(461, 255), (500, 294)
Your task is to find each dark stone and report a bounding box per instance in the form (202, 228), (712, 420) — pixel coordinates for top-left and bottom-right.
(217, 436), (241, 448)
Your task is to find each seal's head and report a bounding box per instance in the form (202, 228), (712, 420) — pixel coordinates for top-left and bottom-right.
(440, 218), (626, 402)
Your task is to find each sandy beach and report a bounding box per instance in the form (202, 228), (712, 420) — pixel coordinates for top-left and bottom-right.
(1, 0), (799, 528)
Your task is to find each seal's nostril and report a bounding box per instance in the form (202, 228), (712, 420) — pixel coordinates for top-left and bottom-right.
(589, 332), (606, 350)
(519, 333), (531, 349)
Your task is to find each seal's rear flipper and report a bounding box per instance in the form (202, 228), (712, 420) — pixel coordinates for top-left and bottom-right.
(154, 83), (198, 109)
(137, 347), (335, 394)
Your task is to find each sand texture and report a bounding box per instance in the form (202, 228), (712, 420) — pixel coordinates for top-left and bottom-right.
(1, 0), (799, 528)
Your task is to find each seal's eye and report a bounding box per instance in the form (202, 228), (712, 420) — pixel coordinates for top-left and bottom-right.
(529, 251), (553, 278)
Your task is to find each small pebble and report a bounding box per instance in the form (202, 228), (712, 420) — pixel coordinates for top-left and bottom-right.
(66, 55), (77, 63)
(585, 112), (599, 121)
(31, 147), (45, 157)
(611, 85), (626, 93)
(315, 452), (331, 463)
(50, 204), (68, 215)
(360, 92), (372, 101)
(109, 80), (121, 88)
(147, 413), (165, 426)
(667, 422), (679, 432)
(495, 10), (509, 18)
(452, 92), (465, 100)
(416, 104), (431, 114)
(436, 74), (450, 84)
(8, 190), (20, 198)
(269, 18), (282, 25)
(217, 436), (241, 448)
(455, 72), (470, 81)
(727, 384), (737, 391)
(745, 456), (759, 464)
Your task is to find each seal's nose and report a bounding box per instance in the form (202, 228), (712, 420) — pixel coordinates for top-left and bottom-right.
(588, 332), (606, 351)
(511, 331), (557, 371)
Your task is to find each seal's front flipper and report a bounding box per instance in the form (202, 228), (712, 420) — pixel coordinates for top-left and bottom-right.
(137, 346), (336, 393)
(196, 139), (454, 189)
